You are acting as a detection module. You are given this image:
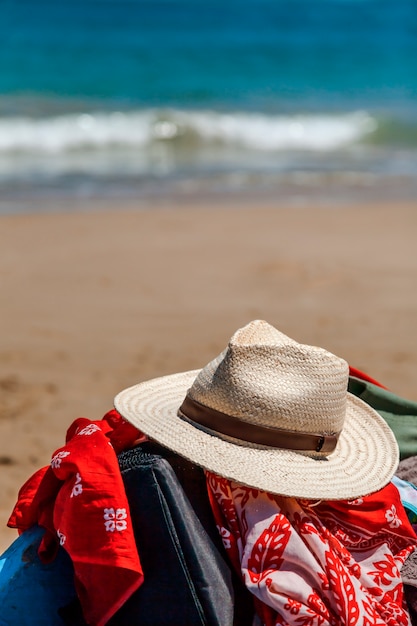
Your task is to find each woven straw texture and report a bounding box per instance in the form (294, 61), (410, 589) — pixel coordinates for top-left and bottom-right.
(114, 320), (399, 500)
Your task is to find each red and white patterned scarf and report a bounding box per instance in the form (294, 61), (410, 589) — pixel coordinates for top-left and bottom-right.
(206, 473), (417, 626)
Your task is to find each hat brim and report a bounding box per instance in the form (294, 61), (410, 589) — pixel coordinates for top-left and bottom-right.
(114, 369), (399, 500)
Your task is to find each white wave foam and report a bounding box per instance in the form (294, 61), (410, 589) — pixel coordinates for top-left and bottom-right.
(0, 108), (377, 155)
(182, 110), (377, 151)
(0, 111), (154, 153)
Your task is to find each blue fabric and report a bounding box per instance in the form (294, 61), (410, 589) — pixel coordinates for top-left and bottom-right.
(392, 476), (417, 524)
(0, 525), (75, 626)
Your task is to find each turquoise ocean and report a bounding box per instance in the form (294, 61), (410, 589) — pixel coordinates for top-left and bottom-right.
(1, 0), (416, 211)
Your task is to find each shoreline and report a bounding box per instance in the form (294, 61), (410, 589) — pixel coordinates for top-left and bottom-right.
(1, 197), (416, 552)
(1, 172), (417, 217)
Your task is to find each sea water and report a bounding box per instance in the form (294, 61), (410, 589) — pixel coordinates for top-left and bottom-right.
(0, 0), (416, 210)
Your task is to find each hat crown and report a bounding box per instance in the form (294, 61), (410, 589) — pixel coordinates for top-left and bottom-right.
(189, 320), (348, 436)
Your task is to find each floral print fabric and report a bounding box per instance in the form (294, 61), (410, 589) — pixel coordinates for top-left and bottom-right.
(8, 410), (144, 626)
(206, 474), (417, 626)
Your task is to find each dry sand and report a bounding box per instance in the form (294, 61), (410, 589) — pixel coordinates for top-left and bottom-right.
(1, 198), (417, 552)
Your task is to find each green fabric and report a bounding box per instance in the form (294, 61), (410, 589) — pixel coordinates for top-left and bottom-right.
(348, 377), (417, 461)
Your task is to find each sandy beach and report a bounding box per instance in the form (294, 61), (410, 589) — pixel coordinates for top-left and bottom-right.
(1, 197), (417, 553)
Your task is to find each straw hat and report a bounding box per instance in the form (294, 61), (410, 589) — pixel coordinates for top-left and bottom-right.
(114, 320), (399, 500)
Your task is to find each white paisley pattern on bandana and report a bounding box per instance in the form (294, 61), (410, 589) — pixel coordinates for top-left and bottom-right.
(103, 507), (128, 532)
(385, 504), (402, 529)
(206, 473), (417, 626)
(77, 424), (102, 436)
(70, 472), (83, 498)
(57, 529), (67, 546)
(51, 450), (71, 469)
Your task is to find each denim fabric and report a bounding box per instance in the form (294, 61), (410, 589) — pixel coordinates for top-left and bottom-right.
(109, 443), (253, 626)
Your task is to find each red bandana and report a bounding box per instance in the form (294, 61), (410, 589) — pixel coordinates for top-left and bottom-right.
(8, 410), (145, 626)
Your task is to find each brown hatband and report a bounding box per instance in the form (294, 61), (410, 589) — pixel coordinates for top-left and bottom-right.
(179, 395), (339, 454)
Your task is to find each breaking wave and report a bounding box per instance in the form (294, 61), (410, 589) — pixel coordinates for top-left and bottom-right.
(0, 108), (378, 155)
